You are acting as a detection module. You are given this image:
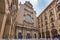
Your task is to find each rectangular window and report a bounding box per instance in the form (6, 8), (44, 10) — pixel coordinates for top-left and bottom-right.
(34, 34), (37, 38)
(59, 14), (60, 19)
(45, 21), (48, 25)
(58, 6), (60, 10)
(44, 13), (47, 20)
(41, 24), (43, 27)
(50, 12), (53, 16)
(51, 18), (54, 23)
(42, 32), (45, 38)
(46, 26), (48, 30)
(51, 23), (55, 28)
(18, 32), (22, 39)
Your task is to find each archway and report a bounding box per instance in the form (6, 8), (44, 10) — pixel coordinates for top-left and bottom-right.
(42, 32), (45, 38)
(26, 33), (31, 39)
(51, 29), (58, 38)
(39, 33), (41, 38)
(46, 31), (50, 38)
(18, 32), (22, 39)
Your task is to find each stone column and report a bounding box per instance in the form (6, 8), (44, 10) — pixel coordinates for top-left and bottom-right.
(53, 6), (57, 20)
(22, 28), (25, 39)
(45, 32), (46, 38)
(49, 30), (52, 38)
(0, 14), (8, 38)
(41, 33), (42, 38)
(8, 16), (12, 38)
(0, 0), (10, 38)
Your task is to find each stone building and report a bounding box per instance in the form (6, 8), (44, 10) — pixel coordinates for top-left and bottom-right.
(38, 0), (60, 38)
(0, 0), (18, 38)
(15, 1), (39, 39)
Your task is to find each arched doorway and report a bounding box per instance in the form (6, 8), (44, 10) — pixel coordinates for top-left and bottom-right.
(18, 32), (22, 39)
(46, 31), (50, 38)
(51, 29), (58, 38)
(26, 33), (31, 39)
(39, 33), (41, 38)
(42, 32), (45, 38)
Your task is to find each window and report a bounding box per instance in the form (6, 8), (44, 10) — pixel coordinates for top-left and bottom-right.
(3, 35), (8, 39)
(51, 18), (54, 22)
(45, 21), (48, 25)
(59, 29), (60, 32)
(46, 26), (48, 30)
(42, 32), (45, 38)
(49, 7), (53, 10)
(59, 14), (60, 19)
(41, 16), (43, 22)
(46, 31), (50, 38)
(18, 32), (22, 39)
(26, 33), (31, 39)
(58, 6), (60, 10)
(50, 12), (53, 16)
(25, 15), (32, 22)
(57, 0), (60, 2)
(45, 14), (47, 20)
(39, 33), (41, 38)
(42, 29), (43, 32)
(51, 23), (55, 28)
(45, 16), (47, 20)
(34, 34), (37, 38)
(41, 24), (43, 27)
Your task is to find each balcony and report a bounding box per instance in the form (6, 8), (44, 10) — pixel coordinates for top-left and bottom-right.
(15, 21), (39, 31)
(32, 27), (39, 31)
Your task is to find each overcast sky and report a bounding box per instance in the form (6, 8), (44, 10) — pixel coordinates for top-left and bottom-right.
(18, 0), (53, 16)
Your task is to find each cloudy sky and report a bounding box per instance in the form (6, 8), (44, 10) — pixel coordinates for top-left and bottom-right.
(18, 0), (53, 16)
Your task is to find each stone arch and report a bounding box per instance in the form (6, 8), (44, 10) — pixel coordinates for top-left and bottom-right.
(38, 33), (41, 38)
(42, 32), (45, 38)
(51, 29), (58, 38)
(46, 31), (50, 38)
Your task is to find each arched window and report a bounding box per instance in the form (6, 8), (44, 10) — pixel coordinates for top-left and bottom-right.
(51, 18), (54, 22)
(25, 15), (32, 22)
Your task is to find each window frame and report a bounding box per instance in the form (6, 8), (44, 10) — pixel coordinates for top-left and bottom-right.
(25, 14), (32, 22)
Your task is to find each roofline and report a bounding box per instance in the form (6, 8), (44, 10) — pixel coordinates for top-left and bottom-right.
(38, 0), (56, 18)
